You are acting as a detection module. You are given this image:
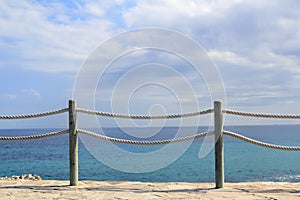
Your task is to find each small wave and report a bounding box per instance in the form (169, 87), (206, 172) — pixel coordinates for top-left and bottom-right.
(271, 174), (300, 182)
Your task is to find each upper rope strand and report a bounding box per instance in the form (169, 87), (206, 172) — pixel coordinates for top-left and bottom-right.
(0, 108), (69, 120)
(76, 108), (214, 119)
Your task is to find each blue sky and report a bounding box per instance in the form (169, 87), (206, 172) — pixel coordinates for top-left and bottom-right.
(1, 0), (300, 128)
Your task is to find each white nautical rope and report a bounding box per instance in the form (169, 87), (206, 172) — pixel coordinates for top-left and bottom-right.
(0, 130), (69, 141)
(77, 129), (213, 145)
(1, 107), (300, 120)
(223, 110), (300, 119)
(223, 130), (300, 151)
(0, 108), (69, 120)
(1, 128), (299, 151)
(76, 108), (214, 119)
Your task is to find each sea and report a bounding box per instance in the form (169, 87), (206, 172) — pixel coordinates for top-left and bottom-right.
(0, 125), (299, 182)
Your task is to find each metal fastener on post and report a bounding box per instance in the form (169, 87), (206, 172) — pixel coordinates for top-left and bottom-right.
(69, 100), (78, 186)
(214, 101), (224, 188)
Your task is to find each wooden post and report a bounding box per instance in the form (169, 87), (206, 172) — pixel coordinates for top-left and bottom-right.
(69, 100), (78, 186)
(214, 101), (224, 188)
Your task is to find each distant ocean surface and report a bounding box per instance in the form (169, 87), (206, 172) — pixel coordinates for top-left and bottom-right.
(0, 125), (299, 182)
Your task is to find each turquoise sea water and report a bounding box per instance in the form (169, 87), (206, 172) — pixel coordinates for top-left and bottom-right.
(0, 125), (299, 182)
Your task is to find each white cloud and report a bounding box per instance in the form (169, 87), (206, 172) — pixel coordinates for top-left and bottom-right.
(85, 3), (105, 17)
(0, 0), (121, 73)
(22, 88), (41, 98)
(123, 0), (300, 55)
(3, 94), (17, 100)
(208, 50), (251, 66)
(123, 0), (221, 28)
(1, 0), (300, 126)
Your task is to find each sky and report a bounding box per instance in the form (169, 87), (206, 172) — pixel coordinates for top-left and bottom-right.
(1, 0), (300, 128)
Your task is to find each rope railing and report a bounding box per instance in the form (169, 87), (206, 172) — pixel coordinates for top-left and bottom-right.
(1, 100), (300, 188)
(1, 128), (298, 151)
(77, 129), (300, 150)
(0, 108), (69, 120)
(223, 109), (300, 119)
(77, 108), (300, 119)
(223, 130), (300, 151)
(1, 107), (299, 121)
(76, 108), (214, 119)
(78, 129), (213, 145)
(0, 130), (69, 141)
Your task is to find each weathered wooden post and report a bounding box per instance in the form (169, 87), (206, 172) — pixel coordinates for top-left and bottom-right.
(69, 100), (78, 186)
(214, 101), (224, 188)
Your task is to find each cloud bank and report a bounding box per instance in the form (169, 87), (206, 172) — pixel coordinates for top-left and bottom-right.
(1, 0), (300, 126)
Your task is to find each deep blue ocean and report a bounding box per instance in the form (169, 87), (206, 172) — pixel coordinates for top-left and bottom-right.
(0, 125), (299, 182)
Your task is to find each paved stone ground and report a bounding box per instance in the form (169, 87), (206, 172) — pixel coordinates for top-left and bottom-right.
(0, 180), (299, 200)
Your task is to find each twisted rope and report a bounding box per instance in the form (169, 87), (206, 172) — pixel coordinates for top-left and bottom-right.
(223, 110), (300, 119)
(78, 129), (213, 145)
(223, 131), (300, 151)
(0, 108), (69, 120)
(76, 108), (214, 119)
(0, 130), (69, 141)
(2, 107), (299, 120)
